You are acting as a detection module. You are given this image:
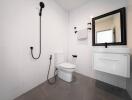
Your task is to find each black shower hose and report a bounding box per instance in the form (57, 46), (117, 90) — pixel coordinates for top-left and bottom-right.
(30, 11), (57, 84)
(47, 55), (58, 85)
(30, 15), (42, 59)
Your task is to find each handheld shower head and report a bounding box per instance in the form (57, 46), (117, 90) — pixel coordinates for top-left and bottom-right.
(40, 2), (45, 8)
(39, 2), (45, 16)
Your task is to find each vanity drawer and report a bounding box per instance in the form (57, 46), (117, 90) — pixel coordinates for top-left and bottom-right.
(93, 53), (130, 77)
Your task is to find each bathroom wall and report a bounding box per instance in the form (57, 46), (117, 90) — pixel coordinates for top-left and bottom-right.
(126, 0), (132, 97)
(68, 0), (128, 89)
(0, 0), (68, 100)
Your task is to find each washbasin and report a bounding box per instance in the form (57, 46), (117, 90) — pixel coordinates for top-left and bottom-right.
(93, 47), (130, 54)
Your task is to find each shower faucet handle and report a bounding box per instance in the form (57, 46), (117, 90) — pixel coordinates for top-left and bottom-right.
(72, 55), (77, 58)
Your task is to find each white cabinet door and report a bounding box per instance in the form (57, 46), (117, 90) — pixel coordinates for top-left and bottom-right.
(93, 53), (130, 77)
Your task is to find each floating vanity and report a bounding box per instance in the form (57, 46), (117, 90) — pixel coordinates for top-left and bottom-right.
(93, 48), (130, 78)
(92, 8), (130, 78)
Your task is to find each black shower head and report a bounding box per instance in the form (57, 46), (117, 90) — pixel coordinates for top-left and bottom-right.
(40, 2), (45, 8)
(39, 2), (45, 16)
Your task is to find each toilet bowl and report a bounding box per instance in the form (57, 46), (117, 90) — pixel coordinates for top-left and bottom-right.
(54, 52), (76, 82)
(57, 63), (76, 82)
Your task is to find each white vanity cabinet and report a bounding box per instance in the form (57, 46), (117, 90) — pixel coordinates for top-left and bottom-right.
(93, 48), (130, 78)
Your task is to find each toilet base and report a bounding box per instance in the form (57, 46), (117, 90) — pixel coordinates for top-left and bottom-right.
(58, 70), (73, 82)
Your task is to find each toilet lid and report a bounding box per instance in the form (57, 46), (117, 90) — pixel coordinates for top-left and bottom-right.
(58, 63), (76, 69)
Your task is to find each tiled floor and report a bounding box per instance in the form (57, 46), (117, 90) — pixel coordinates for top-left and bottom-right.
(15, 73), (131, 100)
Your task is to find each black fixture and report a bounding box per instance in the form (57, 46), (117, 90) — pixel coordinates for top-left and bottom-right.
(74, 22), (92, 34)
(39, 2), (45, 16)
(74, 27), (78, 34)
(88, 23), (92, 25)
(105, 43), (108, 48)
(30, 2), (45, 59)
(87, 23), (92, 30)
(87, 28), (91, 30)
(72, 55), (77, 58)
(92, 7), (126, 47)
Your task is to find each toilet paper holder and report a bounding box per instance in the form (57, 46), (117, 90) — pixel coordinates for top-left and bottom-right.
(72, 55), (77, 58)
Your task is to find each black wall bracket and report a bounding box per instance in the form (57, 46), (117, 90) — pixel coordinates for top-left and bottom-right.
(74, 22), (92, 34)
(72, 55), (77, 58)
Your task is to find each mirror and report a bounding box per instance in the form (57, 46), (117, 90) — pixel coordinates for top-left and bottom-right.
(92, 7), (126, 46)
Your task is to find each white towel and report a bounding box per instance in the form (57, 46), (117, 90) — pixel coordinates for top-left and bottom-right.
(77, 29), (88, 40)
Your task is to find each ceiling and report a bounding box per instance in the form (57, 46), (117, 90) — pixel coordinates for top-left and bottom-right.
(54, 0), (89, 11)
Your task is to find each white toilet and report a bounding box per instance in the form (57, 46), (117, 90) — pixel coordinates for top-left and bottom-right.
(54, 52), (76, 82)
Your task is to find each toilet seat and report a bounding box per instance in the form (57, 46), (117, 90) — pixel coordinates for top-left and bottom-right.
(57, 63), (76, 69)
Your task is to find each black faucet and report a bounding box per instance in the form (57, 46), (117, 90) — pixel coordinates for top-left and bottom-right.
(105, 42), (108, 48)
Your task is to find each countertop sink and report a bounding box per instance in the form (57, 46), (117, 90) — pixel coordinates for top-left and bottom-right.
(93, 47), (130, 54)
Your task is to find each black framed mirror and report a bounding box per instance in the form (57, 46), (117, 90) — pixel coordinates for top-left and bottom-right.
(92, 7), (126, 46)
